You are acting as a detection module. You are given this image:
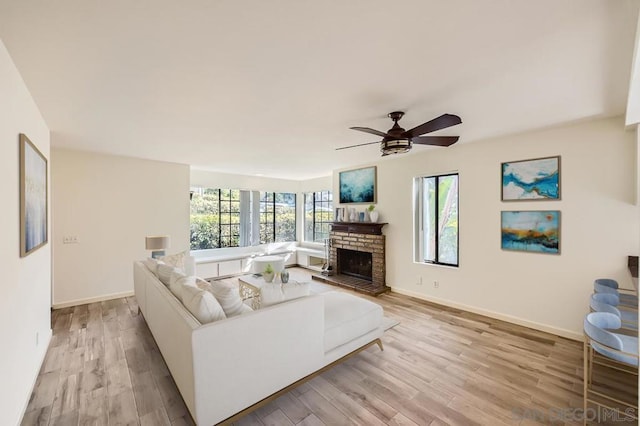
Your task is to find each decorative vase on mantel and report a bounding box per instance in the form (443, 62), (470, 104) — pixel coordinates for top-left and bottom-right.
(370, 210), (379, 223)
(349, 208), (357, 222)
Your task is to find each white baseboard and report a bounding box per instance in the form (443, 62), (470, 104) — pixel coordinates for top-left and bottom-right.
(18, 328), (52, 424)
(52, 291), (135, 309)
(390, 287), (583, 341)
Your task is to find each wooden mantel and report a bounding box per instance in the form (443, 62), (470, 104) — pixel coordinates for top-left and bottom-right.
(330, 222), (388, 235)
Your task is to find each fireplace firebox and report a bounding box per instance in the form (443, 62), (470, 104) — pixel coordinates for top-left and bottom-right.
(338, 248), (373, 281)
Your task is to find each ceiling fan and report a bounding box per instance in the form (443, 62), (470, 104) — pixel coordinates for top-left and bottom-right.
(338, 111), (462, 156)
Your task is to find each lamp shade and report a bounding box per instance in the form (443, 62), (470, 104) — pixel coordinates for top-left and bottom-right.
(145, 235), (170, 250)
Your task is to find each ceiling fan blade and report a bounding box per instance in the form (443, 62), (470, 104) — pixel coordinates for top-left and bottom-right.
(411, 136), (459, 147)
(402, 114), (462, 138)
(335, 140), (381, 151)
(350, 127), (393, 138)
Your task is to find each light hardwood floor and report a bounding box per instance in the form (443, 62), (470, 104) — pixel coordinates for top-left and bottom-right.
(22, 268), (637, 425)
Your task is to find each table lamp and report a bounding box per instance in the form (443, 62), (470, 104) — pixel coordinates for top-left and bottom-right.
(145, 235), (170, 259)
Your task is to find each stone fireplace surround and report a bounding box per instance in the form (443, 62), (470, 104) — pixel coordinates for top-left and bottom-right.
(312, 222), (389, 296)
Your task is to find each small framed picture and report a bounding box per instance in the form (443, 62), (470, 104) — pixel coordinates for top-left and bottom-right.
(501, 156), (560, 201)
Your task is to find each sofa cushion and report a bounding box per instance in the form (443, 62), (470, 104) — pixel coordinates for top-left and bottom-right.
(169, 271), (197, 301)
(204, 281), (253, 317)
(261, 282), (311, 307)
(322, 291), (383, 353)
(157, 264), (181, 286)
(181, 285), (227, 324)
(159, 250), (189, 271)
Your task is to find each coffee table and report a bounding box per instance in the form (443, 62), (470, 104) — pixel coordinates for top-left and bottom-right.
(238, 274), (271, 309)
(238, 275), (311, 310)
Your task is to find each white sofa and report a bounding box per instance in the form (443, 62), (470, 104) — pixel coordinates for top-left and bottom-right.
(133, 261), (384, 425)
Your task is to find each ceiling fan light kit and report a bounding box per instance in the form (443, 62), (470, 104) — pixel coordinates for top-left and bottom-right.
(381, 139), (411, 156)
(340, 111), (462, 157)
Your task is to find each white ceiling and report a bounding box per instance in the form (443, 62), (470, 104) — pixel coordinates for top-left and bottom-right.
(0, 0), (638, 180)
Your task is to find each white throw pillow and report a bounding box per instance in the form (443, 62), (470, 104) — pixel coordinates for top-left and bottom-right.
(142, 258), (162, 275)
(159, 250), (189, 271)
(169, 271), (196, 301)
(157, 264), (180, 286)
(261, 282), (311, 307)
(205, 281), (252, 317)
(181, 285), (226, 324)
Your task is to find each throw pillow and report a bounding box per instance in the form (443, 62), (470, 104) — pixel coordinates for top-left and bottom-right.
(181, 285), (226, 324)
(159, 250), (189, 272)
(169, 271), (196, 301)
(204, 280), (252, 317)
(142, 258), (162, 275)
(157, 263), (180, 286)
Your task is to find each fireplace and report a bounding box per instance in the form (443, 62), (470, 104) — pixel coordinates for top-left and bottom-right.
(312, 222), (389, 296)
(338, 248), (372, 281)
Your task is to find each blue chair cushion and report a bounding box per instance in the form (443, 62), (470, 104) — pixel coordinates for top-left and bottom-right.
(585, 312), (638, 367)
(591, 334), (639, 367)
(595, 278), (618, 289)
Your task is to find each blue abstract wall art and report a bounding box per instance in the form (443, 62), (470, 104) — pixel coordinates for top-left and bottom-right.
(501, 156), (560, 201)
(339, 166), (376, 204)
(501, 211), (560, 254)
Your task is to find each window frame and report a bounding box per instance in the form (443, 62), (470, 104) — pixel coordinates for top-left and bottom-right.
(414, 173), (459, 267)
(304, 190), (333, 243)
(259, 191), (296, 244)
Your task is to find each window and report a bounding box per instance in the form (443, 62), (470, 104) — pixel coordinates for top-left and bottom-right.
(259, 192), (296, 244)
(304, 191), (333, 242)
(190, 188), (296, 250)
(274, 192), (296, 242)
(219, 189), (241, 248)
(414, 173), (458, 266)
(190, 188), (241, 249)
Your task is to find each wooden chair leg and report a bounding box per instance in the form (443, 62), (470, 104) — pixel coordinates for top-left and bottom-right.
(375, 338), (384, 351)
(583, 340), (589, 426)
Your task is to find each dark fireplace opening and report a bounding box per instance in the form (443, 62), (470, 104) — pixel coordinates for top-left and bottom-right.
(338, 248), (372, 281)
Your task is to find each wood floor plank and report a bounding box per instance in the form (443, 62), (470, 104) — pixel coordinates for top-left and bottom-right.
(261, 408), (295, 426)
(274, 393), (313, 424)
(24, 268), (637, 426)
(20, 405), (51, 426)
(78, 387), (108, 426)
(108, 389), (138, 426)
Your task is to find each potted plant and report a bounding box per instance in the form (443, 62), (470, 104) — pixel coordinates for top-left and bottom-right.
(368, 204), (379, 222)
(263, 264), (275, 283)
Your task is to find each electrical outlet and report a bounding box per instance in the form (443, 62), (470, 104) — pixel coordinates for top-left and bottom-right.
(63, 235), (79, 244)
(416, 276), (423, 286)
(433, 281), (439, 288)
(36, 331), (39, 346)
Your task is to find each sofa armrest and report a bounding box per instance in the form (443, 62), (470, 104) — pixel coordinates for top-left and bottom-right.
(190, 295), (325, 425)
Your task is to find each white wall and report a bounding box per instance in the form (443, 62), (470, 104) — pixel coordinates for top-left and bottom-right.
(334, 116), (638, 338)
(52, 149), (190, 307)
(191, 168), (301, 192)
(0, 40), (51, 425)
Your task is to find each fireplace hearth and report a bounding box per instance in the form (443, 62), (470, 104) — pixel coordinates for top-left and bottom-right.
(312, 222), (389, 296)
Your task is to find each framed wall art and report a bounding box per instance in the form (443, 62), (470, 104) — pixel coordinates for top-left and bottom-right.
(501, 210), (560, 254)
(20, 133), (48, 257)
(501, 156), (560, 201)
(339, 166), (376, 204)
